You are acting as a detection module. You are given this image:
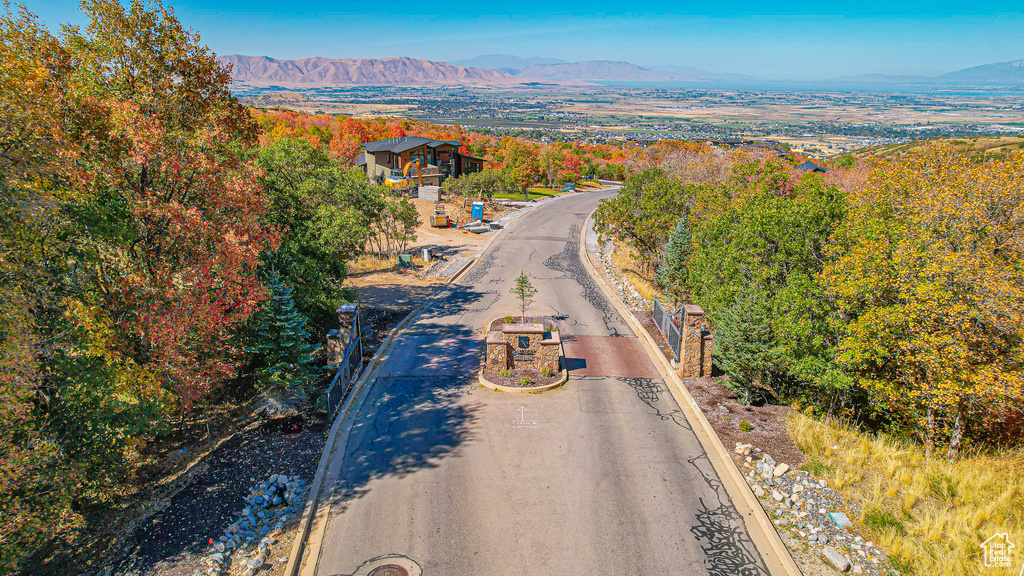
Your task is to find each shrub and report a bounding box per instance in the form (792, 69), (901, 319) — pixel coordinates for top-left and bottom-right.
(863, 509), (906, 535)
(519, 375), (534, 386)
(739, 419), (753, 432)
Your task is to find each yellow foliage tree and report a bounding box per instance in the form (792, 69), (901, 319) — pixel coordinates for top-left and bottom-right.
(823, 146), (1024, 457)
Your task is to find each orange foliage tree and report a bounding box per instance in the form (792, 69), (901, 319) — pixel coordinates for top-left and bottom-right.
(823, 146), (1024, 456)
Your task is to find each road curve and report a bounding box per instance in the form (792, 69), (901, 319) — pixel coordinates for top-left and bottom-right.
(312, 190), (769, 576)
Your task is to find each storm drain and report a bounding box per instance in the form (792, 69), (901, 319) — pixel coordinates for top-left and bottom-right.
(351, 554), (421, 576)
(368, 566), (409, 576)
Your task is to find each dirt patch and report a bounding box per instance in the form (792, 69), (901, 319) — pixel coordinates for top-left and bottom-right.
(686, 377), (805, 468)
(113, 415), (328, 576)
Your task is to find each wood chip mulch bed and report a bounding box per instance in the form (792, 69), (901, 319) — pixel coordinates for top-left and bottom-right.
(483, 368), (563, 388)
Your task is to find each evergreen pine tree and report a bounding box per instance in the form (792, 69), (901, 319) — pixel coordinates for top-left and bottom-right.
(714, 284), (783, 405)
(248, 270), (318, 389)
(510, 271), (537, 322)
(655, 214), (692, 307)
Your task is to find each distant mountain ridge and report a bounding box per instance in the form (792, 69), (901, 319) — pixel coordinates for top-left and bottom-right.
(454, 58), (749, 83)
(218, 53), (1024, 89)
(938, 59), (1024, 84)
(831, 59), (1024, 86)
(505, 60), (673, 82)
(451, 54), (566, 69)
(216, 55), (529, 87)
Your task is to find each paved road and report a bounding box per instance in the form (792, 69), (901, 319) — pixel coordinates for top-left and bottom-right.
(314, 191), (769, 576)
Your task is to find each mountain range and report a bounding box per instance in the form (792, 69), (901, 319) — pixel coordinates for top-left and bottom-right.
(833, 59), (1024, 86)
(218, 54), (1024, 88)
(216, 55), (527, 87)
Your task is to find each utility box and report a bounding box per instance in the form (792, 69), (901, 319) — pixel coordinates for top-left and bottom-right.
(398, 254), (413, 268)
(563, 183), (576, 192)
(471, 202), (484, 221)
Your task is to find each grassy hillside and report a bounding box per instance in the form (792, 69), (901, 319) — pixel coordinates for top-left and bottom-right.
(849, 136), (1024, 161)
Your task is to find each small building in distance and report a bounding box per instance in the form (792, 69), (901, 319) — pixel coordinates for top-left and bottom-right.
(359, 137), (485, 184)
(795, 160), (828, 173)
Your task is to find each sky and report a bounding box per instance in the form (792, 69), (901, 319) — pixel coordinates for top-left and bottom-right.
(24, 0), (1024, 79)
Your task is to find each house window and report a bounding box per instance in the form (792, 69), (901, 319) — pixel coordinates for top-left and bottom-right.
(386, 153), (392, 165)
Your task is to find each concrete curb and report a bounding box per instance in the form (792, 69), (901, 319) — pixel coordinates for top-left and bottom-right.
(577, 210), (803, 576)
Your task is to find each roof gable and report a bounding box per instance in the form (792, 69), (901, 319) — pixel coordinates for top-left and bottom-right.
(362, 136), (463, 153)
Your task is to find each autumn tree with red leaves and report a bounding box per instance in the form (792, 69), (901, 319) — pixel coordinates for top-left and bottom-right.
(1, 1), (277, 569)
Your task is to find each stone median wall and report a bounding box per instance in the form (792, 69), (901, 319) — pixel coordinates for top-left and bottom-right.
(485, 322), (561, 373)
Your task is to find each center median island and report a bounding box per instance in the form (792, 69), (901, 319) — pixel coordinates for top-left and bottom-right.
(479, 317), (568, 393)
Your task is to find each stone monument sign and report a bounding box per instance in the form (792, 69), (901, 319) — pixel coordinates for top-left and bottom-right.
(485, 323), (561, 373)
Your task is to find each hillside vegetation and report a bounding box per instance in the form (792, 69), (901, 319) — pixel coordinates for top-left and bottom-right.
(594, 142), (1024, 573)
(850, 135), (1024, 161)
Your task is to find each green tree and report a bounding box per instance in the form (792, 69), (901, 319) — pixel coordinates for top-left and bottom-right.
(257, 138), (373, 321)
(713, 284), (783, 405)
(686, 166), (852, 412)
(247, 271), (318, 390)
(655, 214), (692, 306)
(510, 271), (537, 322)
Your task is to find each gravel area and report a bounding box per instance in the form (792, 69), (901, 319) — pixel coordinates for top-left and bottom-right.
(113, 415), (327, 576)
(735, 445), (897, 576)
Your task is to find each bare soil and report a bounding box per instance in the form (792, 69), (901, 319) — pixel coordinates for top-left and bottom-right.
(114, 415), (328, 576)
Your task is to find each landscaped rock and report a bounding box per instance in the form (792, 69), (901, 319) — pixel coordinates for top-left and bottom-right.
(822, 547), (851, 572)
(773, 463), (790, 477)
(829, 511), (853, 530)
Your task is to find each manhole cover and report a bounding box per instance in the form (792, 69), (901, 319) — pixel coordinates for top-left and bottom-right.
(368, 566), (409, 576)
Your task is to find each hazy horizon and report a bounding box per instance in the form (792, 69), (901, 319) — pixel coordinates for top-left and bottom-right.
(27, 0), (1024, 80)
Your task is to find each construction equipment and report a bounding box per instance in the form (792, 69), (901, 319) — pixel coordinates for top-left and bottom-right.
(385, 160), (423, 191)
(429, 203), (450, 228)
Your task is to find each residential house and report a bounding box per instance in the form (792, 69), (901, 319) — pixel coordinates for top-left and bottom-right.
(359, 137), (485, 184)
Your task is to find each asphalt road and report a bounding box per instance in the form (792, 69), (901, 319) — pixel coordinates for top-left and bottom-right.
(314, 190), (769, 576)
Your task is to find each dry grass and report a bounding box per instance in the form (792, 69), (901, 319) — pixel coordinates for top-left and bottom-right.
(788, 413), (1024, 575)
(608, 242), (661, 303)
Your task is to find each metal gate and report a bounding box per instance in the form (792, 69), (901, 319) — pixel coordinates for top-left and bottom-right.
(324, 304), (364, 417)
(652, 297), (683, 362)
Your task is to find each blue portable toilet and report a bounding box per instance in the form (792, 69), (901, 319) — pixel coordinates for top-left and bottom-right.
(471, 201), (484, 221)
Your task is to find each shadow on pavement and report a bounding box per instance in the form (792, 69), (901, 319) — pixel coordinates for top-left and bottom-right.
(327, 285), (489, 513)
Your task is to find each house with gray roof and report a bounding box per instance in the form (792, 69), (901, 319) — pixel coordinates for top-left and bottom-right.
(359, 137), (485, 183)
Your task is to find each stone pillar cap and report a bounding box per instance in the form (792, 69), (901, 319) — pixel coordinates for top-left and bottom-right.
(502, 323), (545, 334)
(486, 330), (505, 344)
(683, 304), (706, 316)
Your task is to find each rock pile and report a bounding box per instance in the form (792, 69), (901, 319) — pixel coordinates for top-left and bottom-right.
(734, 443), (895, 575)
(195, 473), (308, 576)
(596, 249), (652, 310)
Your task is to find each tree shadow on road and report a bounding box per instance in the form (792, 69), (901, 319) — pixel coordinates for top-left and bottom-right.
(326, 285), (489, 513)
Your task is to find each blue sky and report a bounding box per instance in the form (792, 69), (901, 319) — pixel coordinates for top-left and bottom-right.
(26, 0), (1024, 79)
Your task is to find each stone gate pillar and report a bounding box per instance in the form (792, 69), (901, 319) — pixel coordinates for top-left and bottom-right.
(680, 304), (705, 378)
